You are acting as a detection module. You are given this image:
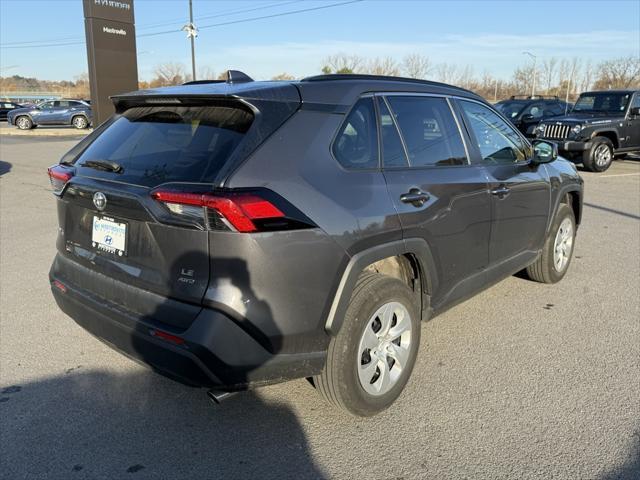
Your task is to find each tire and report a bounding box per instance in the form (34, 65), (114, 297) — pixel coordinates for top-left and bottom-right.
(582, 136), (614, 172)
(72, 115), (88, 129)
(15, 116), (33, 130)
(314, 273), (421, 416)
(525, 203), (576, 284)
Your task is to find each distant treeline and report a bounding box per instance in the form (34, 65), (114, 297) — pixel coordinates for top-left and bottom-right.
(1, 55), (638, 102)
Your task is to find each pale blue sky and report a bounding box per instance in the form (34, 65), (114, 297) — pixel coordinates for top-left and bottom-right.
(1, 0), (638, 81)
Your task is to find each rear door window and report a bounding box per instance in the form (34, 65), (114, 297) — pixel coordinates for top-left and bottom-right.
(386, 96), (467, 167)
(73, 103), (254, 187)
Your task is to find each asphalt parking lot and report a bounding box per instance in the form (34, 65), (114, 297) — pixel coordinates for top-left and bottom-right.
(0, 136), (638, 480)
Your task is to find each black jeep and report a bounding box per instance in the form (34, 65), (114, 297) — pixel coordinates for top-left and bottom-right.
(495, 95), (571, 138)
(535, 90), (640, 172)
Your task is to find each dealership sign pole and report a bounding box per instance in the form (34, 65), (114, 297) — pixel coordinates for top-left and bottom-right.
(83, 0), (138, 125)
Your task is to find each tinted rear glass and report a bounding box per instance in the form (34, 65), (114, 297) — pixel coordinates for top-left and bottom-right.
(74, 104), (253, 187)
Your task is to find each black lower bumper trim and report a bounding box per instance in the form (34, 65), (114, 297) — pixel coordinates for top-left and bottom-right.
(50, 276), (326, 390)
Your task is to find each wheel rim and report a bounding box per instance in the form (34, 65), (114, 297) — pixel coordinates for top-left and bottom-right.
(553, 217), (574, 272)
(357, 301), (412, 396)
(74, 117), (86, 128)
(594, 144), (612, 167)
(17, 117), (28, 129)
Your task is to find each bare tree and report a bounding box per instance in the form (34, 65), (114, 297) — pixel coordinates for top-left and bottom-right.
(198, 66), (216, 80)
(455, 65), (475, 89)
(578, 60), (593, 92)
(271, 72), (296, 81)
(592, 56), (640, 89)
(434, 63), (458, 83)
(542, 57), (558, 92)
(402, 53), (432, 79)
(366, 57), (400, 76)
(320, 53), (364, 74)
(152, 62), (187, 86)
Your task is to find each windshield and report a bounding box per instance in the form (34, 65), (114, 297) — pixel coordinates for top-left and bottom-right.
(572, 93), (631, 114)
(73, 103), (254, 187)
(495, 101), (526, 119)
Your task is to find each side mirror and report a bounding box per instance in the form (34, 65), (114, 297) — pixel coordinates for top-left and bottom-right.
(531, 140), (558, 164)
(629, 106), (640, 117)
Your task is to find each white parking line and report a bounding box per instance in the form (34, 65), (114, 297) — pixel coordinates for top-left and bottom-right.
(598, 173), (640, 178)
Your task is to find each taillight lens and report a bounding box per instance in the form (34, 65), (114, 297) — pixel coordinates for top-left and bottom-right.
(47, 164), (74, 195)
(151, 189), (285, 233)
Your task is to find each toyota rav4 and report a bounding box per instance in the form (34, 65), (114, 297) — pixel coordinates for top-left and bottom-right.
(49, 72), (584, 416)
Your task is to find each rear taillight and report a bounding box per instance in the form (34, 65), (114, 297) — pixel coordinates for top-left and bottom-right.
(151, 189), (286, 233)
(47, 164), (74, 195)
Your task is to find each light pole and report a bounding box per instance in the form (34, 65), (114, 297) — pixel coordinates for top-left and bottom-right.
(523, 51), (537, 97)
(182, 0), (198, 81)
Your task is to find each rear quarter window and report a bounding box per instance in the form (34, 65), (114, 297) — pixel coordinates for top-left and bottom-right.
(332, 98), (379, 169)
(73, 103), (254, 187)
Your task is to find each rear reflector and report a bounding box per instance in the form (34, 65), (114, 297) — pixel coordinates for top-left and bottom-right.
(149, 329), (185, 345)
(52, 280), (67, 293)
(151, 190), (284, 233)
(47, 164), (74, 195)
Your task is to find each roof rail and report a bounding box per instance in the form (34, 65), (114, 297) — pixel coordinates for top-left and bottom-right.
(300, 73), (476, 95)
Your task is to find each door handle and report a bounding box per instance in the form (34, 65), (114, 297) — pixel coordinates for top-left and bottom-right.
(490, 185), (510, 198)
(400, 188), (430, 207)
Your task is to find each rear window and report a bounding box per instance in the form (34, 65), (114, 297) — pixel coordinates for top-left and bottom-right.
(74, 104), (253, 187)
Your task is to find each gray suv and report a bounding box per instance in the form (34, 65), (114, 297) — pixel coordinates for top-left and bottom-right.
(48, 72), (583, 416)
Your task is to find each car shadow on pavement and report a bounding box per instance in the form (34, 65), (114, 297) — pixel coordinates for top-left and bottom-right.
(27, 253), (326, 478)
(0, 160), (12, 176)
(583, 202), (640, 221)
(599, 430), (640, 480)
(0, 369), (326, 479)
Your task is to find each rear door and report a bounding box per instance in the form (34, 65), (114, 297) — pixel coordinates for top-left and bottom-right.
(457, 99), (550, 278)
(379, 94), (492, 309)
(56, 101), (256, 323)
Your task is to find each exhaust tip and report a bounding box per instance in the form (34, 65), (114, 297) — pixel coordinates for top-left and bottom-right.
(207, 389), (237, 405)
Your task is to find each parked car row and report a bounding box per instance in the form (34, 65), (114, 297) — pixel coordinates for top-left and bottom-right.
(497, 90), (640, 172)
(6, 99), (92, 130)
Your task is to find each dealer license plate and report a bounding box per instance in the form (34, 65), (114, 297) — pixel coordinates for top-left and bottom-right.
(92, 216), (127, 256)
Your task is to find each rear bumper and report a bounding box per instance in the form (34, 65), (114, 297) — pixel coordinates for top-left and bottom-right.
(50, 257), (325, 390)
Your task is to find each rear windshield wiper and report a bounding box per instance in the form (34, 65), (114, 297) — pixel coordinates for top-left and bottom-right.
(80, 159), (124, 173)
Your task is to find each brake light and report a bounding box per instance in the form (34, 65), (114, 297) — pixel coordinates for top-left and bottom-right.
(151, 190), (285, 233)
(47, 164), (74, 194)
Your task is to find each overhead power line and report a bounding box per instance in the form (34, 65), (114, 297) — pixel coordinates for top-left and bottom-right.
(0, 0), (301, 47)
(0, 0), (361, 49)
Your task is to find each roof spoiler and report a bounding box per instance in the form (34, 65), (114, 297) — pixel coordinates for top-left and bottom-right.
(182, 70), (254, 86)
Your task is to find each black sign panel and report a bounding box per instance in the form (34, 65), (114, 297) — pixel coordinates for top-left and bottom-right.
(83, 0), (138, 125)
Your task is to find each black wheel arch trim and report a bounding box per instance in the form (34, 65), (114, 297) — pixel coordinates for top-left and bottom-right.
(324, 238), (437, 335)
(548, 184), (583, 234)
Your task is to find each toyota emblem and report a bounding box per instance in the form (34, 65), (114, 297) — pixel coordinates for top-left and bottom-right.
(93, 192), (107, 211)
